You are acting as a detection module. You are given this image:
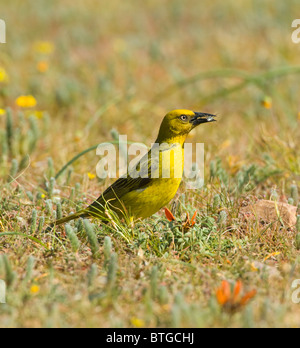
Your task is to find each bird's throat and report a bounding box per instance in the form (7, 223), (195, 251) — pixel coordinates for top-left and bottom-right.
(155, 134), (188, 147)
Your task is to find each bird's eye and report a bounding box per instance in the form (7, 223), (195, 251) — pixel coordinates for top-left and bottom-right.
(180, 115), (188, 121)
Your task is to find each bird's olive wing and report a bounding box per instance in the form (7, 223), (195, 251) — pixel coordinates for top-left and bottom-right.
(102, 175), (152, 199)
(88, 174), (152, 216)
(94, 150), (158, 204)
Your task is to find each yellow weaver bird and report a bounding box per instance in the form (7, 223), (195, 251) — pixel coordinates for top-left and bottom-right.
(48, 109), (216, 229)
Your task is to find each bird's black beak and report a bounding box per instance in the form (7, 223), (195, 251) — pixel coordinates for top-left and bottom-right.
(190, 112), (216, 126)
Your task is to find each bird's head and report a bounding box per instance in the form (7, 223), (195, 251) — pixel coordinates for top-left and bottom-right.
(156, 109), (216, 144)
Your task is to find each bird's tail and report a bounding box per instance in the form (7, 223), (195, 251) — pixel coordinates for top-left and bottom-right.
(45, 210), (87, 233)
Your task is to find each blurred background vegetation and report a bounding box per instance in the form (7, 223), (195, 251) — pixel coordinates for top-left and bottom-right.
(0, 0), (299, 172)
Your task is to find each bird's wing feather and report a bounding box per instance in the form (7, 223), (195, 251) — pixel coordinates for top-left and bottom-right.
(90, 149), (159, 209)
(102, 176), (151, 199)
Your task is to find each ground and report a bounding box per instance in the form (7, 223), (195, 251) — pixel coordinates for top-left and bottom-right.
(0, 0), (300, 328)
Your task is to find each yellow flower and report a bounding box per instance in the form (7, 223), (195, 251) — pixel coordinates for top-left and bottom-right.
(0, 67), (9, 82)
(33, 110), (44, 119)
(250, 262), (258, 272)
(30, 285), (40, 294)
(33, 41), (54, 55)
(298, 111), (300, 121)
(37, 61), (49, 73)
(0, 108), (6, 115)
(130, 317), (145, 328)
(87, 172), (96, 180)
(261, 96), (272, 109)
(15, 95), (37, 108)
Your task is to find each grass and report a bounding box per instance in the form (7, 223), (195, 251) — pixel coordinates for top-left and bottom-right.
(0, 0), (300, 328)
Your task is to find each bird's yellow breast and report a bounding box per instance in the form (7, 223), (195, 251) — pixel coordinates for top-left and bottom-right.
(123, 177), (182, 219)
(122, 144), (184, 219)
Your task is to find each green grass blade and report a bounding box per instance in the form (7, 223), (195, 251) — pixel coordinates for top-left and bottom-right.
(0, 232), (49, 250)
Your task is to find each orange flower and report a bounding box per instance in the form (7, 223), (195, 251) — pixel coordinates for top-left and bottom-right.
(165, 207), (176, 222)
(165, 208), (198, 232)
(182, 211), (197, 231)
(261, 96), (272, 109)
(37, 61), (49, 73)
(216, 280), (231, 305)
(216, 280), (256, 313)
(190, 211), (197, 226)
